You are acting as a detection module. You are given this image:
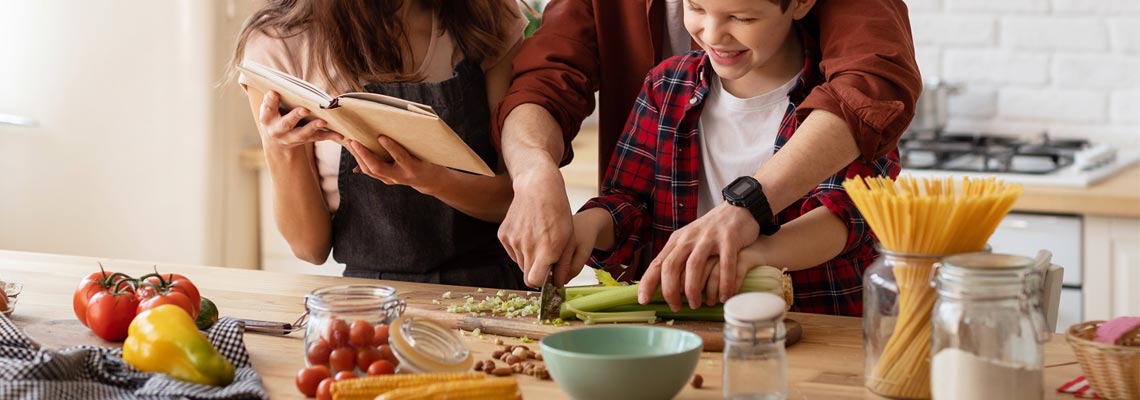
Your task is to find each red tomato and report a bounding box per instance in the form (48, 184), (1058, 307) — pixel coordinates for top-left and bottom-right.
(316, 377), (334, 400)
(296, 365), (331, 397)
(372, 325), (390, 346)
(323, 319), (351, 348)
(349, 320), (374, 347)
(356, 347), (382, 371)
(377, 344), (399, 366)
(136, 290), (196, 319)
(329, 347), (356, 373)
(73, 269), (132, 327)
(307, 339), (332, 366)
(136, 271), (201, 316)
(85, 289), (139, 341)
(366, 360), (396, 376)
(334, 371), (357, 381)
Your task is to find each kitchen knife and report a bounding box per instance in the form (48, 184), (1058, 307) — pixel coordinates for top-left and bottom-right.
(538, 270), (565, 321)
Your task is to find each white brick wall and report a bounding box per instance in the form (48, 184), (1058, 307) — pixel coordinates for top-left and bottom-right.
(1112, 91), (1140, 124)
(1054, 0), (1140, 15)
(1001, 17), (1107, 51)
(911, 15), (996, 46)
(1110, 18), (1140, 53)
(903, 0), (1138, 142)
(999, 88), (1108, 123)
(1053, 54), (1140, 89)
(946, 0), (1049, 13)
(943, 50), (1049, 84)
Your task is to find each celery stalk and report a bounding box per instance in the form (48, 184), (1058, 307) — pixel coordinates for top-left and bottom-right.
(607, 304), (725, 321)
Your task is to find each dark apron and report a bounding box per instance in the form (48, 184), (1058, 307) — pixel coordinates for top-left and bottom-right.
(331, 59), (525, 290)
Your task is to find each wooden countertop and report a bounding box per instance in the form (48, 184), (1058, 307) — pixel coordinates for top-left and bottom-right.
(0, 250), (1085, 399)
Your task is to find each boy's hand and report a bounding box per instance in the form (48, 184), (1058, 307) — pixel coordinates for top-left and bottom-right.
(640, 203), (759, 311)
(498, 169), (576, 288)
(343, 136), (447, 194)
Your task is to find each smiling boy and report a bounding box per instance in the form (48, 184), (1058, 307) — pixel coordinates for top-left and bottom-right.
(566, 0), (901, 316)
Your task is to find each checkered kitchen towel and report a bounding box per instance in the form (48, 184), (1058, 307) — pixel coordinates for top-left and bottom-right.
(0, 313), (268, 400)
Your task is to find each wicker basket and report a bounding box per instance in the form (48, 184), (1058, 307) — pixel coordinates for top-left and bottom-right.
(1066, 320), (1140, 399)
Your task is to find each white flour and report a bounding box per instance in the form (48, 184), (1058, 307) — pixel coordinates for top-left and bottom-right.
(931, 348), (1043, 400)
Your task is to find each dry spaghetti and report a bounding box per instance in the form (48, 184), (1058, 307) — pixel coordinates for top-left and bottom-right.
(843, 175), (1022, 399)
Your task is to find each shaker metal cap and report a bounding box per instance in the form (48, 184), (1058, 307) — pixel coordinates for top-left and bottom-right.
(724, 292), (786, 324)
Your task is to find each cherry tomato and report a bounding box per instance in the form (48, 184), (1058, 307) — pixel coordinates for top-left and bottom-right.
(296, 365), (331, 397)
(316, 378), (334, 400)
(307, 339), (332, 366)
(329, 347), (356, 373)
(377, 344), (399, 366)
(373, 324), (390, 346)
(324, 319), (351, 348)
(73, 269), (131, 327)
(356, 347), (383, 371)
(367, 360), (396, 376)
(334, 370), (357, 381)
(85, 289), (140, 341)
(349, 320), (374, 347)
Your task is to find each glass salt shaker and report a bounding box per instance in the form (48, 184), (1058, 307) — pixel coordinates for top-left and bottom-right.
(723, 292), (788, 400)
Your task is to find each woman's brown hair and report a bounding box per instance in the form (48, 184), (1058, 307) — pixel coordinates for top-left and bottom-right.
(231, 0), (518, 88)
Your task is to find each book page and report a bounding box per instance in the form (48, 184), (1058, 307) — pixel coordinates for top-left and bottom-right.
(238, 61), (334, 109)
(339, 92), (438, 117)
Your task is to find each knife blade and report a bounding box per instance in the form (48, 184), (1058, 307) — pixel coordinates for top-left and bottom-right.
(538, 269), (565, 321)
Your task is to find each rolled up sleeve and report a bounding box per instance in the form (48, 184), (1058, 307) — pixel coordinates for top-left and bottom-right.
(492, 0), (601, 166)
(794, 0), (923, 161)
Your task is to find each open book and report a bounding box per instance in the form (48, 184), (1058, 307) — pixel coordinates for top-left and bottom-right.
(237, 61), (494, 176)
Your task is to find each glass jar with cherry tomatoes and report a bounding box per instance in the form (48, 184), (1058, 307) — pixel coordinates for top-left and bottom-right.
(303, 285), (405, 377)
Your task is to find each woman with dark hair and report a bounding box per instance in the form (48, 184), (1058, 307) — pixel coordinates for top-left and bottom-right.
(233, 0), (528, 289)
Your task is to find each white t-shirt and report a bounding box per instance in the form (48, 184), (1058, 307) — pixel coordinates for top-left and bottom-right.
(697, 73), (802, 216)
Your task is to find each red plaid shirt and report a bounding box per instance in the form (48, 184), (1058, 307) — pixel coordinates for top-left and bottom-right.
(581, 36), (901, 317)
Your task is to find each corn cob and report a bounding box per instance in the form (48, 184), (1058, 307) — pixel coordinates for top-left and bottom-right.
(330, 372), (484, 400)
(373, 377), (521, 400)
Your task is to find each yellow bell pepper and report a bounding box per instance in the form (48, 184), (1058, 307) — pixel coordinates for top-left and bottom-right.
(122, 304), (235, 386)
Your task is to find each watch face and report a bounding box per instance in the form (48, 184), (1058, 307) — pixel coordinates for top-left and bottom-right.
(730, 183), (750, 197)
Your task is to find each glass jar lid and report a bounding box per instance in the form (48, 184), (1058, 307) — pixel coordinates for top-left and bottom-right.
(724, 292), (786, 325)
(388, 316), (473, 373)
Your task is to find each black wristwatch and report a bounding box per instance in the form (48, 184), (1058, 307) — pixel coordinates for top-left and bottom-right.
(722, 176), (780, 236)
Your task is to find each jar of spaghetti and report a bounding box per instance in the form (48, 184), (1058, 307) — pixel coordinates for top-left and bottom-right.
(304, 285), (405, 374)
(930, 252), (1048, 400)
(863, 248), (945, 399)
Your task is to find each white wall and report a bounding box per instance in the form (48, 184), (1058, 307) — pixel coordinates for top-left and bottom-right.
(904, 0), (1140, 145)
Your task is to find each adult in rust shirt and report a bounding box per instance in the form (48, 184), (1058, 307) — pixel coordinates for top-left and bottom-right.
(495, 0), (921, 290)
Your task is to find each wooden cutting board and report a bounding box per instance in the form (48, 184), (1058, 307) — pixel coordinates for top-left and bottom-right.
(401, 287), (801, 352)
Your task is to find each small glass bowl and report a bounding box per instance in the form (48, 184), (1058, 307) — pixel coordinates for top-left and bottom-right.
(1, 281), (23, 317)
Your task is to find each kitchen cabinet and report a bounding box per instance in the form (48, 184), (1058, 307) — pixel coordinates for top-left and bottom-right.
(1083, 216), (1140, 320)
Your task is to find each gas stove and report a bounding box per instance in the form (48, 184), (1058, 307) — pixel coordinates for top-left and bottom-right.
(898, 131), (1140, 187)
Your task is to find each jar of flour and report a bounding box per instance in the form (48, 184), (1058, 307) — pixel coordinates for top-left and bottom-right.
(930, 253), (1050, 400)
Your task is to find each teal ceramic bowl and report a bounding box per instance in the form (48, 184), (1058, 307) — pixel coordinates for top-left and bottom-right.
(540, 325), (703, 400)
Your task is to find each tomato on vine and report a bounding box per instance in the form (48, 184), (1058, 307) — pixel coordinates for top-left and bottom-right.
(85, 279), (139, 341)
(72, 262), (134, 327)
(136, 267), (201, 319)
